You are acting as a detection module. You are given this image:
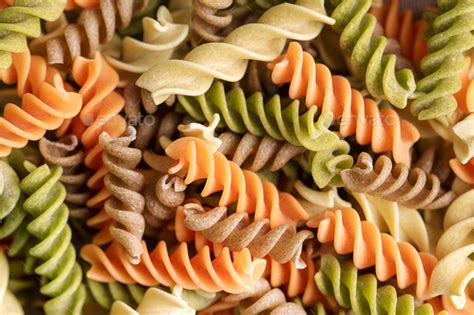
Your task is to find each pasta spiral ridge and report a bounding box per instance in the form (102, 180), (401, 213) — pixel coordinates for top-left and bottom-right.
(45, 0), (151, 65)
(177, 81), (340, 152)
(341, 152), (457, 210)
(181, 202), (314, 266)
(450, 157), (474, 184)
(217, 132), (305, 172)
(20, 163), (86, 314)
(307, 207), (438, 300)
(0, 160), (24, 239)
(269, 41), (420, 165)
(221, 278), (306, 315)
(370, 0), (428, 69)
(315, 254), (447, 315)
(329, 0), (416, 109)
(137, 0), (335, 104)
(0, 0), (66, 69)
(96, 128), (146, 264)
(192, 0), (232, 42)
(428, 189), (474, 312)
(86, 278), (146, 311)
(81, 240), (266, 294)
(411, 0), (474, 120)
(165, 137), (309, 227)
(0, 50), (82, 157)
(39, 135), (91, 220)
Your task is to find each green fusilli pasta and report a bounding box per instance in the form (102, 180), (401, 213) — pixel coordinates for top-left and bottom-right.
(0, 0), (67, 69)
(330, 0), (416, 109)
(177, 81), (339, 152)
(315, 255), (448, 315)
(0, 160), (25, 239)
(20, 163), (86, 315)
(411, 0), (474, 120)
(86, 279), (146, 311)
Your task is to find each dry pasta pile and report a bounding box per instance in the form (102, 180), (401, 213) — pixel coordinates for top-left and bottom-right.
(0, 0), (473, 314)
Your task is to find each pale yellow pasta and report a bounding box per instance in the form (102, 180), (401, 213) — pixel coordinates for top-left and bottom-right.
(177, 114), (222, 153)
(136, 0), (334, 104)
(0, 250), (24, 315)
(452, 114), (474, 164)
(429, 189), (474, 309)
(105, 6), (189, 75)
(110, 287), (195, 315)
(350, 192), (430, 252)
(294, 180), (351, 218)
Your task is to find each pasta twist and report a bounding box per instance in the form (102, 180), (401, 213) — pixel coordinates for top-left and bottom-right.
(221, 278), (306, 315)
(307, 207), (438, 300)
(45, 0), (152, 65)
(315, 255), (447, 315)
(0, 160), (24, 239)
(329, 0), (416, 109)
(20, 163), (86, 314)
(137, 0), (335, 104)
(95, 128), (146, 264)
(269, 41), (420, 165)
(450, 157), (474, 184)
(342, 152), (457, 210)
(39, 135), (91, 220)
(0, 0), (66, 69)
(192, 0), (232, 42)
(370, 0), (429, 69)
(217, 132), (305, 172)
(0, 249), (24, 315)
(411, 0), (474, 120)
(0, 50), (82, 157)
(110, 287), (195, 315)
(80, 240), (267, 294)
(429, 189), (474, 312)
(181, 202), (313, 266)
(165, 137), (308, 227)
(177, 81), (340, 152)
(86, 278), (146, 311)
(104, 6), (189, 75)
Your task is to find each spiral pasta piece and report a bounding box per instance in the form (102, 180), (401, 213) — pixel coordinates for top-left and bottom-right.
(20, 163), (86, 314)
(104, 6), (189, 75)
(315, 255), (447, 315)
(39, 135), (91, 220)
(220, 278), (306, 315)
(450, 157), (474, 184)
(177, 81), (340, 152)
(0, 0), (66, 69)
(110, 287), (195, 315)
(370, 0), (429, 69)
(429, 189), (474, 312)
(342, 152), (457, 210)
(269, 41), (420, 165)
(0, 50), (82, 157)
(81, 240), (266, 294)
(411, 0), (474, 120)
(329, 0), (416, 108)
(45, 0), (151, 65)
(137, 0), (335, 104)
(0, 160), (24, 239)
(0, 249), (24, 315)
(307, 207), (438, 300)
(181, 202), (313, 266)
(217, 132), (305, 172)
(192, 0), (232, 42)
(165, 137), (308, 227)
(86, 278), (146, 311)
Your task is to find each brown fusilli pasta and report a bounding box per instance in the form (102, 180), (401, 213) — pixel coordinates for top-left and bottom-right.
(192, 0), (233, 43)
(182, 203), (313, 266)
(39, 135), (91, 220)
(341, 152), (457, 210)
(217, 132), (304, 172)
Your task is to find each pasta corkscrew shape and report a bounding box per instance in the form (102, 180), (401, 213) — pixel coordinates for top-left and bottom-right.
(165, 137), (309, 227)
(81, 240), (266, 294)
(0, 50), (82, 157)
(192, 0), (233, 42)
(329, 0), (416, 109)
(20, 163), (86, 314)
(137, 0), (335, 104)
(181, 202), (313, 266)
(269, 42), (420, 165)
